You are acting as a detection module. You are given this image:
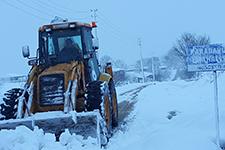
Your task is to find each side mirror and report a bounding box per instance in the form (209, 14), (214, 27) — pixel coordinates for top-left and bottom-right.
(22, 46), (30, 58)
(92, 38), (99, 50)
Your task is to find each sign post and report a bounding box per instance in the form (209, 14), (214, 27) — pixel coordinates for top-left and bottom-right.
(187, 44), (225, 150)
(214, 70), (220, 150)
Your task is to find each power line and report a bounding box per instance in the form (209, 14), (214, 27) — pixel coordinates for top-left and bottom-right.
(98, 25), (136, 53)
(97, 13), (137, 43)
(96, 15), (140, 60)
(98, 11), (122, 33)
(16, 0), (54, 18)
(2, 0), (135, 52)
(11, 0), (90, 22)
(89, 9), (131, 55)
(29, 1), (90, 21)
(98, 16), (123, 37)
(85, 9), (137, 52)
(97, 18), (140, 62)
(98, 11), (136, 39)
(88, 10), (140, 62)
(45, 0), (89, 14)
(98, 18), (134, 45)
(98, 22), (125, 42)
(1, 0), (49, 21)
(30, 0), (68, 18)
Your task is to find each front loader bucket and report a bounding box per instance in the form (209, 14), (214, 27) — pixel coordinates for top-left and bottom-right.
(0, 111), (107, 146)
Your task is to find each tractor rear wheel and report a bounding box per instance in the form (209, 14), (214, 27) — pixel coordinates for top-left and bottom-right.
(109, 80), (118, 128)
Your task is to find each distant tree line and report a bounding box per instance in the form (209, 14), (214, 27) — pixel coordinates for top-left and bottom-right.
(100, 55), (128, 69)
(100, 33), (211, 83)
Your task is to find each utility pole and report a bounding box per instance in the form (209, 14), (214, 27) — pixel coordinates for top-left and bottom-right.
(90, 9), (98, 39)
(152, 57), (155, 81)
(138, 38), (145, 83)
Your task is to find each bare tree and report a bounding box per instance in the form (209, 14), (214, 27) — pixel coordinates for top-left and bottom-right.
(100, 55), (127, 69)
(165, 33), (210, 79)
(114, 59), (128, 69)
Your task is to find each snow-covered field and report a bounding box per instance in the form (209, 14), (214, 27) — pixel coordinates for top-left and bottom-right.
(1, 74), (225, 149)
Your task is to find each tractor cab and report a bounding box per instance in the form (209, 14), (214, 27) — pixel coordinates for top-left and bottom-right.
(40, 26), (83, 64)
(38, 21), (99, 66)
(22, 21), (99, 66)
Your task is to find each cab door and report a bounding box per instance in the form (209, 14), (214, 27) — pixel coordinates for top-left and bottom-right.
(82, 28), (100, 82)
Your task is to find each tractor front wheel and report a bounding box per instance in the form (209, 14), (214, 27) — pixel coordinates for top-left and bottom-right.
(85, 81), (113, 137)
(0, 88), (27, 120)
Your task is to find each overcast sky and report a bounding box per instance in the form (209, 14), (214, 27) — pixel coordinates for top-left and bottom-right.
(0, 0), (225, 77)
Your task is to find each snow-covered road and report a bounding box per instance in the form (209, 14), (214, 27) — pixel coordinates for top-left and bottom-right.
(109, 75), (225, 150)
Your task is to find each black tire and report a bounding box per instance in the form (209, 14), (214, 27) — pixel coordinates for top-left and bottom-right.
(0, 88), (27, 120)
(85, 81), (113, 136)
(109, 80), (118, 127)
(85, 81), (103, 111)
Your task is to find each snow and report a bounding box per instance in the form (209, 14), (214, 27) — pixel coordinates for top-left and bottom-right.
(116, 82), (150, 103)
(108, 80), (216, 149)
(1, 73), (225, 149)
(109, 74), (225, 150)
(0, 126), (99, 150)
(116, 82), (146, 94)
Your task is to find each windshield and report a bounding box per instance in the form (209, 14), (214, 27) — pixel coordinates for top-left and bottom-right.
(41, 29), (83, 63)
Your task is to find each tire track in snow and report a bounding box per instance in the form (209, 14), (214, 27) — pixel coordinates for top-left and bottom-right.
(115, 83), (151, 132)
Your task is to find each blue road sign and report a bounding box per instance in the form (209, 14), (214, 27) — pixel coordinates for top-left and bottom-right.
(187, 44), (225, 71)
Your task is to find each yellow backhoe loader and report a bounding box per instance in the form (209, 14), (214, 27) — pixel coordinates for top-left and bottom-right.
(0, 21), (118, 145)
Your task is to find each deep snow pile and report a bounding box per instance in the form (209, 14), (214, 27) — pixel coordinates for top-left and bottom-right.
(0, 126), (99, 150)
(1, 73), (225, 149)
